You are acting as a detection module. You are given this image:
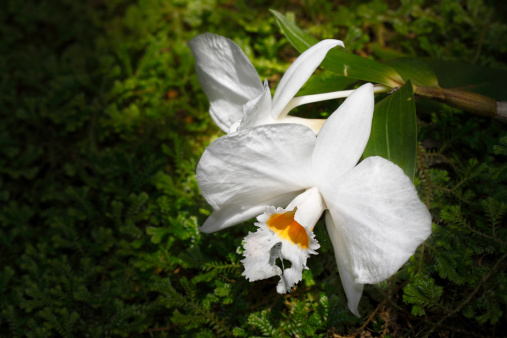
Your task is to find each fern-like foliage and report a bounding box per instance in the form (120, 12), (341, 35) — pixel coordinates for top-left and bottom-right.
(401, 134), (507, 335)
(153, 278), (232, 336)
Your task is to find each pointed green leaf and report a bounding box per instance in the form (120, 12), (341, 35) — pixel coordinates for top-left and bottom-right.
(363, 80), (417, 181)
(271, 10), (404, 88)
(386, 58), (440, 88)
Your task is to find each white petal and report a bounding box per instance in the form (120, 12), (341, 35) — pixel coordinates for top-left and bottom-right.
(277, 218), (320, 293)
(286, 187), (326, 230)
(312, 83), (374, 181)
(189, 33), (264, 132)
(277, 225), (319, 293)
(325, 211), (363, 317)
(196, 124), (316, 231)
(242, 211), (283, 281)
(319, 156), (432, 284)
(271, 39), (344, 120)
(239, 80), (276, 130)
(282, 116), (326, 135)
(237, 82), (327, 134)
(200, 195), (295, 233)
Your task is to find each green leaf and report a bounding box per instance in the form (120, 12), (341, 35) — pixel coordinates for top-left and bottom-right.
(422, 59), (507, 100)
(271, 10), (404, 88)
(386, 58), (440, 88)
(363, 80), (417, 181)
(369, 42), (408, 60)
(298, 71), (357, 96)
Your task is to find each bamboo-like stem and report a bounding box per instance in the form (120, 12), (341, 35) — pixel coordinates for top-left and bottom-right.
(284, 82), (507, 123)
(415, 85), (506, 122)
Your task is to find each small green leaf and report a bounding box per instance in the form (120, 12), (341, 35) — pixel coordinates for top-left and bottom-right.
(411, 305), (426, 316)
(363, 80), (417, 181)
(386, 58), (440, 88)
(271, 10), (404, 88)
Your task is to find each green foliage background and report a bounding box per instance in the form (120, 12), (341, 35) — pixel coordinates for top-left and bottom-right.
(1, 0), (506, 336)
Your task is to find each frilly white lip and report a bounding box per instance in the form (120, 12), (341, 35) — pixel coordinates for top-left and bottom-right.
(241, 205), (320, 294)
(189, 33), (344, 135)
(196, 83), (432, 316)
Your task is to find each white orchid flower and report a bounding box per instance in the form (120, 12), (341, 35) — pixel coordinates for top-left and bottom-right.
(189, 33), (345, 134)
(196, 83), (432, 316)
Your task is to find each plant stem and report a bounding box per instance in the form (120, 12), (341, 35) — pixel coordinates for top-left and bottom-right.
(415, 86), (506, 122)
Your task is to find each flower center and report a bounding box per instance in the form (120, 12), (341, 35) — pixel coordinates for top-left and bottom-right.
(266, 208), (309, 249)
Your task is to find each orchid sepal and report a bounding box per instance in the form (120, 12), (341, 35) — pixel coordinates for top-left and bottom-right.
(190, 33), (344, 135)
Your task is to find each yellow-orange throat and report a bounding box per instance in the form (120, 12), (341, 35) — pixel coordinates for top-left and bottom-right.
(266, 208), (310, 249)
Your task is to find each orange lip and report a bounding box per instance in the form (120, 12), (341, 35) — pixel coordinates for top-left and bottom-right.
(266, 208), (309, 249)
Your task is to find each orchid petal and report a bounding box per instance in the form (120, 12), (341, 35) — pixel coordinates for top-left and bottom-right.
(325, 211), (363, 317)
(239, 80), (276, 130)
(241, 209), (283, 281)
(271, 39), (344, 120)
(189, 33), (264, 132)
(277, 241), (312, 293)
(320, 156), (432, 284)
(200, 195), (296, 233)
(312, 83), (374, 180)
(286, 187), (326, 230)
(282, 116), (326, 135)
(197, 124), (317, 232)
